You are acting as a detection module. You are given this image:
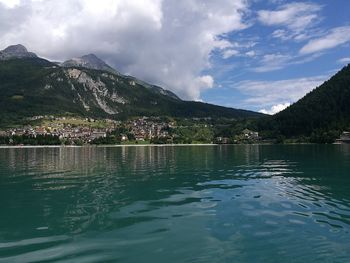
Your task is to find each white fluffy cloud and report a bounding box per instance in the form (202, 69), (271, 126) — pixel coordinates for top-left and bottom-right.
(233, 75), (327, 110)
(222, 49), (239, 59)
(300, 26), (350, 55)
(0, 0), (249, 100)
(259, 103), (290, 115)
(0, 0), (20, 8)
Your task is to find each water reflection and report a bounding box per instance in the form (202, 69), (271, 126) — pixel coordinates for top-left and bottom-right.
(0, 145), (350, 262)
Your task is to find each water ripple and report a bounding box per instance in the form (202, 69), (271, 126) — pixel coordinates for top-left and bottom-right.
(0, 145), (350, 262)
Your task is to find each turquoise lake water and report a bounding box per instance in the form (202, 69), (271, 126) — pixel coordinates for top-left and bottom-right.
(0, 145), (350, 262)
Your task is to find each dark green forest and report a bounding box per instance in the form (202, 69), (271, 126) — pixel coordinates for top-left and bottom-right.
(257, 64), (350, 143)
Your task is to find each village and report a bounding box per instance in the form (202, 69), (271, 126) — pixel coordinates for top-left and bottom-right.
(0, 116), (263, 145)
(0, 116), (174, 144)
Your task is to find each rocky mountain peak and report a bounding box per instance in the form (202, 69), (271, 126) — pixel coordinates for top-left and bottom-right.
(4, 44), (28, 53)
(62, 53), (119, 74)
(0, 44), (37, 60)
(81, 53), (99, 61)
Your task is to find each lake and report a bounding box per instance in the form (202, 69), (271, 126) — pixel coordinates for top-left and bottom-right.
(0, 145), (350, 262)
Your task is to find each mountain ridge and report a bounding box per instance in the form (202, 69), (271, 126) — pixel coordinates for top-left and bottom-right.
(0, 44), (263, 126)
(0, 44), (184, 102)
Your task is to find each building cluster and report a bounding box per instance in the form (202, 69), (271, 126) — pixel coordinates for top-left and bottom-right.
(0, 116), (121, 143)
(0, 117), (175, 143)
(215, 129), (260, 144)
(242, 129), (260, 140)
(0, 115), (262, 145)
(126, 117), (173, 141)
(1, 125), (109, 143)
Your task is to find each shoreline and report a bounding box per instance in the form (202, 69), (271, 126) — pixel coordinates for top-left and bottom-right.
(1, 143), (347, 149)
(0, 144), (219, 149)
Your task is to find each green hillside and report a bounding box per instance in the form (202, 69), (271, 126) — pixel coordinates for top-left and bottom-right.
(0, 58), (262, 126)
(259, 64), (350, 141)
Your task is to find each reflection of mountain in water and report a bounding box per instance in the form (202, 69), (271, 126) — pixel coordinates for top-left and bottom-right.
(0, 145), (350, 246)
(1, 145), (264, 175)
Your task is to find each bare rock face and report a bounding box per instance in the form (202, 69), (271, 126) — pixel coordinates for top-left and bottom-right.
(65, 68), (126, 114)
(0, 44), (37, 60)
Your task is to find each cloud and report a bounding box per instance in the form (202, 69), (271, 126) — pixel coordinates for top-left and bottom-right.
(338, 57), (350, 64)
(268, 0), (286, 4)
(300, 26), (350, 54)
(253, 53), (291, 72)
(245, 50), (256, 57)
(0, 0), (250, 100)
(257, 2), (321, 29)
(222, 49), (239, 59)
(252, 51), (322, 73)
(259, 103), (290, 115)
(271, 29), (290, 41)
(220, 40), (258, 60)
(258, 2), (322, 41)
(191, 75), (214, 99)
(232, 75), (327, 110)
(0, 0), (20, 8)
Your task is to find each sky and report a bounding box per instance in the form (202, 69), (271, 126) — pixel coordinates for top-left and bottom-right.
(0, 0), (350, 114)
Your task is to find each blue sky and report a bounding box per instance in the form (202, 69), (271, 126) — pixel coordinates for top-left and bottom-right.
(202, 0), (350, 114)
(1, 0), (350, 114)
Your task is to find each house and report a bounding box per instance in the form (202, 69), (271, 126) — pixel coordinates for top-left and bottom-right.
(242, 129), (259, 140)
(135, 134), (145, 141)
(35, 127), (47, 135)
(215, 137), (230, 144)
(14, 129), (26, 136)
(336, 131), (350, 144)
(90, 131), (106, 140)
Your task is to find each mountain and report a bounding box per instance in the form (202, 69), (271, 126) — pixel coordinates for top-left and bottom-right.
(124, 76), (181, 101)
(0, 44), (37, 60)
(62, 54), (118, 74)
(62, 54), (181, 100)
(0, 45), (262, 126)
(260, 64), (350, 139)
